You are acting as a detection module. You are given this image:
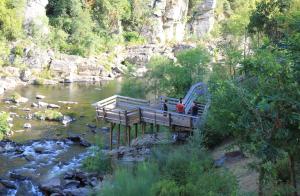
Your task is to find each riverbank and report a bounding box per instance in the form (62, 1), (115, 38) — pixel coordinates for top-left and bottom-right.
(0, 132), (174, 195)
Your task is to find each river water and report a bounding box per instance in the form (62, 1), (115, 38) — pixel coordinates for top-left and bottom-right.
(0, 79), (123, 195)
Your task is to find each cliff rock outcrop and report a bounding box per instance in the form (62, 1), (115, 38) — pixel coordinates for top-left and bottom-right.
(143, 0), (189, 43)
(187, 0), (216, 38)
(143, 0), (216, 43)
(24, 0), (49, 35)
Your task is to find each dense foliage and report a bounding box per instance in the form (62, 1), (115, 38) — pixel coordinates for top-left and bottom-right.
(206, 0), (300, 195)
(121, 46), (210, 99)
(98, 138), (237, 196)
(118, 0), (300, 195)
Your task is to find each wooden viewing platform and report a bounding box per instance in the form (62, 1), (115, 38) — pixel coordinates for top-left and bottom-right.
(93, 82), (210, 149)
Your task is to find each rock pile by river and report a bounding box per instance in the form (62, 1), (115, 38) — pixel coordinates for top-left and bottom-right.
(0, 138), (93, 195)
(0, 132), (176, 195)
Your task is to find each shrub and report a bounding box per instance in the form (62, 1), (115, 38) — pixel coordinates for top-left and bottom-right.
(183, 170), (238, 196)
(151, 180), (181, 196)
(83, 151), (113, 175)
(100, 163), (159, 196)
(9, 92), (21, 102)
(34, 110), (63, 121)
(0, 112), (10, 140)
(33, 78), (45, 85)
(123, 31), (145, 44)
(98, 145), (238, 196)
(12, 44), (24, 56)
(38, 69), (53, 79)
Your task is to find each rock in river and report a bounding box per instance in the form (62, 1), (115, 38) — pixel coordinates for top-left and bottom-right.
(23, 123), (32, 129)
(36, 94), (45, 99)
(87, 124), (97, 130)
(62, 115), (74, 125)
(58, 101), (78, 105)
(9, 172), (27, 181)
(15, 97), (29, 103)
(47, 104), (61, 109)
(31, 102), (38, 107)
(67, 135), (91, 147)
(38, 101), (49, 108)
(0, 179), (17, 189)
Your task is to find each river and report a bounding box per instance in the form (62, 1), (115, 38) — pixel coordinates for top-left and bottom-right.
(0, 79), (124, 195)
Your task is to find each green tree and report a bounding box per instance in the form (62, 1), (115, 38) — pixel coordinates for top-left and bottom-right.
(146, 46), (210, 98)
(0, 0), (24, 40)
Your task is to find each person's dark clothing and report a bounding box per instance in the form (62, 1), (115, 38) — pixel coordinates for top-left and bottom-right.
(191, 104), (199, 116)
(163, 103), (168, 111)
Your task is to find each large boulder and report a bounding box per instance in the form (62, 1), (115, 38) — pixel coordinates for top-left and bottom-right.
(9, 172), (27, 181)
(20, 69), (32, 82)
(0, 179), (17, 189)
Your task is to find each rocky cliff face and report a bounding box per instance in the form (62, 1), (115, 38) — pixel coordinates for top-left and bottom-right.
(22, 0), (216, 44)
(24, 0), (49, 35)
(143, 0), (189, 43)
(187, 0), (216, 38)
(143, 0), (216, 43)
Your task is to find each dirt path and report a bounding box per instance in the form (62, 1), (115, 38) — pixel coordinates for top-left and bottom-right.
(211, 140), (258, 194)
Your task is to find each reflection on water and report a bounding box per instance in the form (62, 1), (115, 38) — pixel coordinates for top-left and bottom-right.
(0, 80), (122, 143)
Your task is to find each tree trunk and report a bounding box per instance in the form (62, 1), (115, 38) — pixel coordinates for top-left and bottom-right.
(288, 153), (298, 196)
(258, 167), (264, 196)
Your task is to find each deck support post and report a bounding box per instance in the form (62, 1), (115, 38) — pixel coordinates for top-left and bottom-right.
(141, 123), (145, 137)
(156, 124), (160, 132)
(138, 108), (142, 123)
(135, 124), (138, 138)
(128, 126), (131, 146)
(117, 124), (121, 147)
(124, 111), (128, 145)
(110, 122), (114, 150)
(168, 113), (172, 132)
(124, 126), (127, 145)
(103, 108), (106, 120)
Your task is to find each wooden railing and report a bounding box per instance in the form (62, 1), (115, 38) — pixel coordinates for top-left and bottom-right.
(94, 95), (150, 109)
(158, 83), (208, 114)
(96, 106), (199, 129)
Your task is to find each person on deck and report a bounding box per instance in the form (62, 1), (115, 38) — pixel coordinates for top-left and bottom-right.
(191, 101), (199, 116)
(176, 98), (185, 114)
(163, 99), (168, 116)
(163, 99), (168, 111)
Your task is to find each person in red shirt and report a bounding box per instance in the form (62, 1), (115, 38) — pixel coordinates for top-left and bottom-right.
(176, 98), (185, 114)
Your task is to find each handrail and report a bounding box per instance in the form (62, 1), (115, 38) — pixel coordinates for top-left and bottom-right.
(183, 82), (208, 114)
(116, 95), (150, 104)
(93, 95), (118, 107)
